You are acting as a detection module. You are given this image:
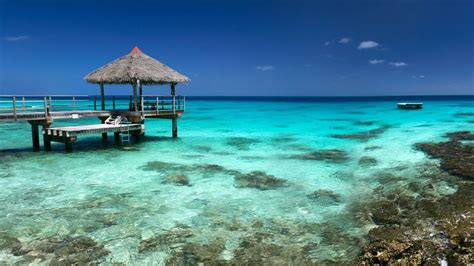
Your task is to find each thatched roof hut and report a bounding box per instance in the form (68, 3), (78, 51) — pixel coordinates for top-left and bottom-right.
(84, 47), (189, 85)
(84, 47), (189, 112)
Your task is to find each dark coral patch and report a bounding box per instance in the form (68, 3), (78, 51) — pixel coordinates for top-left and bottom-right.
(226, 137), (260, 150)
(234, 171), (288, 190)
(4, 236), (109, 265)
(358, 156), (378, 167)
(163, 175), (190, 186)
(353, 120), (377, 126)
(454, 112), (474, 117)
(416, 131), (474, 180)
(307, 189), (342, 204)
(331, 125), (391, 142)
(291, 149), (349, 163)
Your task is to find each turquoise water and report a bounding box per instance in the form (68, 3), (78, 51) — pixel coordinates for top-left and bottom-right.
(0, 97), (473, 264)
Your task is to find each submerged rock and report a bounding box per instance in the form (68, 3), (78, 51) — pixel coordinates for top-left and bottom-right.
(7, 236), (109, 265)
(353, 120), (377, 126)
(226, 137), (260, 150)
(364, 145), (382, 151)
(291, 149), (349, 163)
(358, 156), (378, 167)
(140, 160), (236, 179)
(415, 131), (474, 180)
(331, 125), (391, 142)
(454, 112), (474, 117)
(231, 233), (316, 265)
(369, 200), (400, 225)
(139, 225), (193, 253)
(271, 135), (297, 143)
(307, 189), (342, 203)
(357, 168), (474, 265)
(445, 131), (474, 141)
(163, 175), (190, 186)
(166, 240), (226, 265)
(234, 171), (288, 190)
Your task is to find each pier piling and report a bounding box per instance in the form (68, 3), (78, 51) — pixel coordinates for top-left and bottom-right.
(30, 123), (40, 150)
(43, 123), (52, 151)
(172, 118), (178, 138)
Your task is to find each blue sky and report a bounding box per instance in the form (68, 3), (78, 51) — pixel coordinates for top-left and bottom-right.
(0, 0), (473, 96)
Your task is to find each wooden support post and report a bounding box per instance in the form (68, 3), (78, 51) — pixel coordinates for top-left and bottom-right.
(43, 97), (48, 118)
(172, 118), (178, 138)
(72, 96), (76, 111)
(171, 83), (176, 114)
(133, 82), (138, 112)
(31, 123), (40, 151)
(141, 96), (144, 114)
(48, 96), (52, 111)
(65, 142), (73, 152)
(156, 96), (159, 114)
(101, 117), (107, 140)
(22, 96), (25, 112)
(43, 124), (51, 151)
(114, 132), (120, 141)
(183, 96), (186, 112)
(12, 96), (17, 121)
(100, 82), (105, 110)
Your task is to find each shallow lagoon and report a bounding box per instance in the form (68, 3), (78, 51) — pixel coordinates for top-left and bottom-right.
(0, 97), (473, 264)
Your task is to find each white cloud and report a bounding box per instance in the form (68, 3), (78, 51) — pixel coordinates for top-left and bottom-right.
(369, 59), (385, 65)
(255, 65), (275, 71)
(389, 62), (408, 67)
(339, 37), (351, 44)
(412, 75), (425, 78)
(358, 41), (379, 49)
(323, 41), (331, 46)
(3, 35), (30, 42)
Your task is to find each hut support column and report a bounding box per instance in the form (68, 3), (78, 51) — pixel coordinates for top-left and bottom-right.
(133, 83), (138, 112)
(114, 132), (120, 141)
(171, 83), (177, 138)
(43, 123), (51, 151)
(65, 142), (73, 152)
(30, 122), (40, 151)
(100, 82), (105, 110)
(139, 82), (143, 107)
(172, 118), (178, 138)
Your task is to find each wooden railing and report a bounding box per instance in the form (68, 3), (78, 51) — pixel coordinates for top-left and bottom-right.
(0, 95), (186, 121)
(139, 95), (186, 114)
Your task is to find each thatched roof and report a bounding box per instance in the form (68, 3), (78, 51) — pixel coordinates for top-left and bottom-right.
(84, 47), (189, 85)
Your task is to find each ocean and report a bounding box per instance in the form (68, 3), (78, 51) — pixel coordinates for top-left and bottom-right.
(0, 96), (473, 264)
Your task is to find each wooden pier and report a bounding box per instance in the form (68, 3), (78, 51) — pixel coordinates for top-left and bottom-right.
(0, 95), (185, 151)
(43, 123), (144, 151)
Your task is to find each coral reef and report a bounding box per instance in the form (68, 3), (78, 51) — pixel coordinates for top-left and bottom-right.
(290, 149), (349, 163)
(416, 131), (474, 180)
(234, 171), (288, 190)
(358, 156), (378, 167)
(226, 137), (260, 150)
(307, 189), (342, 204)
(0, 236), (109, 265)
(331, 125), (391, 142)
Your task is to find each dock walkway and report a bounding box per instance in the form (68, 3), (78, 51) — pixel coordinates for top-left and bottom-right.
(0, 95), (185, 151)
